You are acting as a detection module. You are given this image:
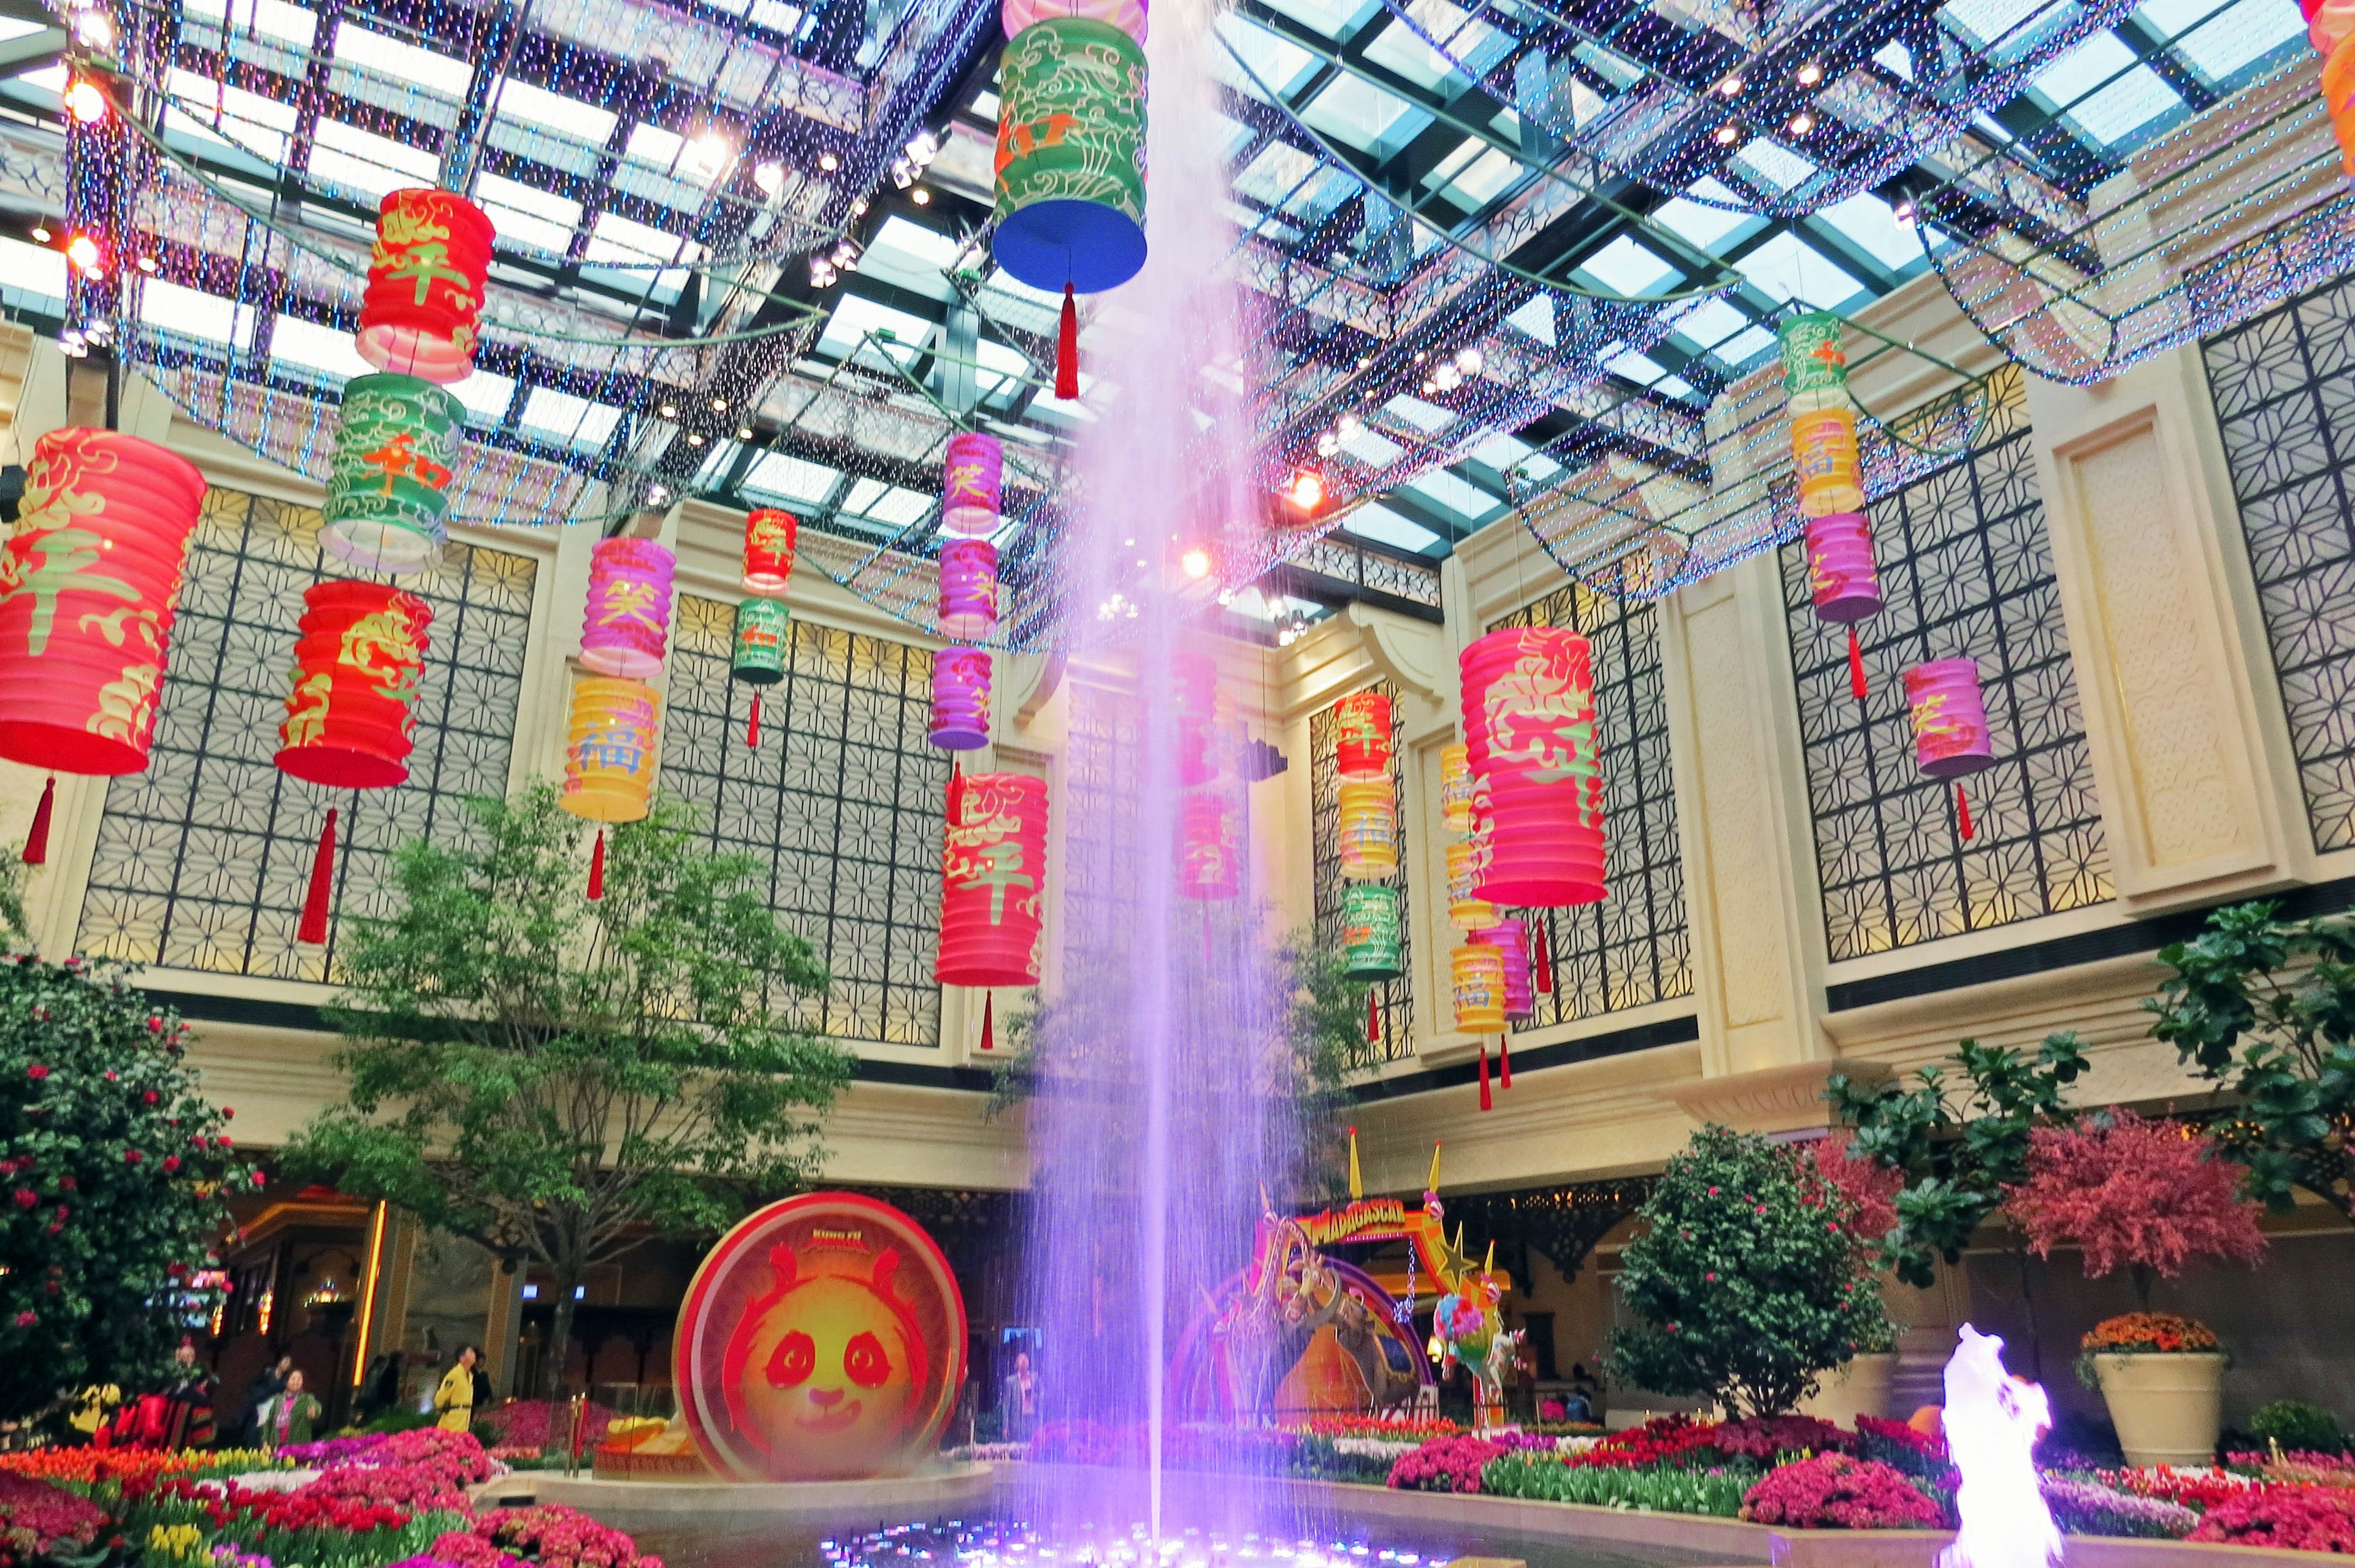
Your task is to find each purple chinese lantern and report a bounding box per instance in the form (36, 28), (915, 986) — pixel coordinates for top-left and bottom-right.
(940, 538), (999, 640)
(1473, 919), (1533, 1022)
(931, 646), (992, 751)
(1904, 656), (1994, 842)
(943, 431), (1003, 538)
(1806, 513), (1880, 703)
(580, 537), (675, 679)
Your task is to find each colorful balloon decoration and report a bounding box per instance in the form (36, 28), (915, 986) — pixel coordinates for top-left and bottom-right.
(675, 1192), (967, 1482)
(1440, 742), (1476, 832)
(321, 373), (462, 574)
(742, 508), (797, 595)
(1342, 882), (1402, 981)
(0, 429), (206, 790)
(930, 647), (992, 752)
(937, 771), (1048, 987)
(1336, 778), (1398, 881)
(1904, 657), (1995, 842)
(1458, 627), (1605, 908)
(579, 537), (675, 680)
(356, 187), (494, 384)
(562, 676), (661, 824)
(1780, 313), (1864, 520)
(938, 539), (999, 641)
(1178, 788), (1241, 902)
(994, 10), (1149, 397)
(941, 433), (1004, 538)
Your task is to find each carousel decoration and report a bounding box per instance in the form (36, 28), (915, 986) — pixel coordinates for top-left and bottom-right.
(1904, 657), (1996, 843)
(936, 771), (1049, 988)
(930, 647), (992, 752)
(732, 598), (789, 748)
(1458, 627), (1606, 908)
(579, 537), (675, 680)
(741, 508), (798, 594)
(993, 6), (1149, 397)
(320, 374), (463, 575)
(275, 583), (432, 944)
(561, 676), (662, 897)
(0, 429), (207, 863)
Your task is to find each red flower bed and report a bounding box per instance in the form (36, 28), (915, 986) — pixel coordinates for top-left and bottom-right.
(430, 1531), (531, 1568)
(1740, 1454), (1944, 1530)
(1568, 1416), (1724, 1470)
(0, 1470), (106, 1562)
(1386, 1436), (1508, 1494)
(2189, 1487), (2355, 1551)
(140, 1476), (413, 1537)
(472, 1504), (665, 1568)
(2091, 1466), (2262, 1512)
(1713, 1415), (1854, 1460)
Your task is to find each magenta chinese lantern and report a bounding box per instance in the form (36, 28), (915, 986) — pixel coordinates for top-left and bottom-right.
(1459, 627), (1605, 908)
(1333, 690), (1392, 780)
(1804, 513), (1881, 623)
(579, 537), (675, 679)
(743, 508), (797, 595)
(938, 538), (999, 640)
(355, 188), (495, 384)
(0, 428), (207, 779)
(942, 432), (1004, 538)
(937, 771), (1048, 987)
(1472, 919), (1533, 1021)
(1179, 789), (1240, 901)
(1905, 656), (1995, 843)
(931, 647), (991, 751)
(275, 582), (433, 790)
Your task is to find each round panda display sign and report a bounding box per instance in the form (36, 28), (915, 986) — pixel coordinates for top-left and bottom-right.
(675, 1192), (967, 1482)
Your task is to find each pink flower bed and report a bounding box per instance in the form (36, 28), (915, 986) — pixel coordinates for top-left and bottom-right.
(1740, 1453), (1944, 1529)
(1386, 1436), (1508, 1494)
(0, 1468), (107, 1560)
(2190, 1487), (2355, 1551)
(471, 1505), (664, 1568)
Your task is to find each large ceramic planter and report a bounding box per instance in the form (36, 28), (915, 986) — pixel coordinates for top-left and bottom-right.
(1799, 1352), (1898, 1428)
(2093, 1352), (2224, 1467)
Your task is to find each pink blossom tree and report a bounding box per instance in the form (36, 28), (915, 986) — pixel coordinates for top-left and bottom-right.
(1807, 1133), (1904, 1253)
(2002, 1111), (2267, 1302)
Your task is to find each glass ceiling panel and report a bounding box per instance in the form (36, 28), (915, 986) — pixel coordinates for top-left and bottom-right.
(1343, 503), (1443, 553)
(1299, 74), (1434, 160)
(1734, 232), (1867, 309)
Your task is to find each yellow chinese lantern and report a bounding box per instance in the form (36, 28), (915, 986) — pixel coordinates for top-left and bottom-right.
(1336, 777), (1397, 881)
(561, 676), (659, 825)
(1447, 838), (1496, 930)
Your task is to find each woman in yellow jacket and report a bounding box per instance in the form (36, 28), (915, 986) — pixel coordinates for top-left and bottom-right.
(432, 1345), (480, 1432)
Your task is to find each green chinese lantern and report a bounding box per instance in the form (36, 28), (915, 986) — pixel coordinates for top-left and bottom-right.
(321, 372), (464, 575)
(1342, 883), (1403, 981)
(733, 597), (789, 685)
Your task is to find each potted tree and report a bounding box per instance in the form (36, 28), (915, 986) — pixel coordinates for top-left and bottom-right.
(2005, 1111), (2265, 1466)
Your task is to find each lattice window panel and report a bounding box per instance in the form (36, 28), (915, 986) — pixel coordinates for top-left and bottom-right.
(664, 596), (947, 1049)
(1060, 681), (1139, 953)
(75, 488), (535, 978)
(2205, 277), (2355, 851)
(1310, 682), (1415, 1067)
(1488, 585), (1692, 1022)
(1779, 368), (2111, 962)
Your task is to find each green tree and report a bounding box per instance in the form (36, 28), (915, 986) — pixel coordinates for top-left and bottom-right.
(2146, 901), (2355, 1222)
(0, 955), (246, 1421)
(1607, 1126), (1893, 1418)
(286, 784), (853, 1386)
(1828, 1033), (2088, 1288)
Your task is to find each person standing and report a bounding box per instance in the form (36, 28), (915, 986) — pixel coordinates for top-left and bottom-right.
(998, 1350), (1038, 1440)
(246, 1355), (294, 1441)
(258, 1369), (325, 1447)
(432, 1345), (480, 1433)
(160, 1341), (216, 1450)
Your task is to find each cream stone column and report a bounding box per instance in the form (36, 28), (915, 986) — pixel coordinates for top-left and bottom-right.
(2023, 350), (2316, 912)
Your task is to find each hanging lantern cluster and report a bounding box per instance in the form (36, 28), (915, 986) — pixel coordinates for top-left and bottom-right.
(0, 429), (207, 865)
(559, 533), (676, 899)
(993, 0), (1149, 397)
(1904, 656), (1995, 843)
(1782, 314), (1885, 701)
(1328, 688), (1400, 1051)
(937, 771), (1049, 988)
(323, 188), (496, 573)
(733, 509), (796, 749)
(930, 438), (1003, 756)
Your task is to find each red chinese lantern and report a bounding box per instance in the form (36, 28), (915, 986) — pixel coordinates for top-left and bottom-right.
(936, 772), (1048, 988)
(1178, 789), (1240, 901)
(356, 188), (495, 384)
(275, 581), (434, 945)
(1459, 627), (1605, 907)
(0, 429), (207, 806)
(1333, 690), (1392, 779)
(743, 508), (797, 595)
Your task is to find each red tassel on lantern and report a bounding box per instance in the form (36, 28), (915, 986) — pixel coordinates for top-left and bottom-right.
(946, 763), (966, 827)
(21, 775), (53, 866)
(747, 692), (762, 750)
(1956, 781), (1975, 842)
(1848, 627), (1868, 702)
(1477, 1042), (1493, 1111)
(1055, 283), (1079, 400)
(1499, 1033), (1512, 1088)
(1366, 987), (1380, 1044)
(587, 828), (607, 900)
(979, 992), (995, 1052)
(297, 809), (338, 945)
(1533, 920), (1554, 995)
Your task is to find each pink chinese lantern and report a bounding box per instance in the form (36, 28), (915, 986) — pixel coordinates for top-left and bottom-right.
(939, 538), (999, 640)
(942, 432), (1003, 538)
(937, 771), (1048, 987)
(0, 429), (207, 863)
(742, 508), (797, 595)
(931, 647), (991, 751)
(1473, 918), (1533, 1022)
(1805, 511), (1882, 702)
(1333, 690), (1392, 779)
(1904, 657), (1995, 843)
(1460, 628), (1605, 907)
(1178, 789), (1239, 901)
(579, 537), (675, 679)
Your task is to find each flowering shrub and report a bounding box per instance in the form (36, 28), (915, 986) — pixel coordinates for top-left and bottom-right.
(0, 1470), (106, 1562)
(1386, 1436), (1507, 1494)
(2189, 1486), (2355, 1550)
(2005, 1113), (2266, 1283)
(2040, 1476), (2199, 1539)
(2230, 1451), (2355, 1490)
(472, 1505), (664, 1568)
(1712, 1415), (1854, 1460)
(428, 1531), (530, 1568)
(1739, 1455), (1944, 1529)
(1296, 1414), (1458, 1440)
(281, 1435), (394, 1468)
(474, 1401), (618, 1454)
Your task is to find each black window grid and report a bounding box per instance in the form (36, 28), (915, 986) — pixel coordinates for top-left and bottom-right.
(662, 595), (948, 1050)
(1310, 681), (1415, 1068)
(1778, 365), (2112, 962)
(2203, 275), (2355, 852)
(75, 488), (536, 979)
(1488, 584), (1693, 1024)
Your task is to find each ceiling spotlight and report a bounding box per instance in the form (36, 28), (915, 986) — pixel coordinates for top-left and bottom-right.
(910, 187), (930, 205)
(831, 240), (859, 267)
(1336, 412), (1364, 441)
(1788, 110), (1816, 136)
(737, 424), (754, 440)
(135, 254), (156, 273)
(1315, 430), (1339, 457)
(64, 77), (108, 124)
(905, 129), (938, 166)
(818, 150), (840, 172)
(1893, 195), (1918, 224)
(648, 483), (672, 505)
(1714, 121), (1742, 147)
(1181, 548), (1211, 579)
(889, 156), (915, 189)
(1287, 468), (1324, 510)
(1455, 346), (1484, 375)
(658, 401), (678, 418)
(682, 133), (733, 183)
(30, 225), (49, 243)
(1796, 59), (1824, 86)
(809, 259), (838, 287)
(1420, 378), (1437, 395)
(72, 10), (113, 49)
(752, 160), (786, 198)
(849, 197), (868, 217)
(1433, 362), (1462, 392)
(64, 233), (102, 277)
(687, 432), (706, 446)
(710, 396), (728, 411)
(1717, 73), (1744, 96)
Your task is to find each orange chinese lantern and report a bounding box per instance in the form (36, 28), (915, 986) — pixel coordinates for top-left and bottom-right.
(0, 429), (206, 862)
(937, 772), (1048, 987)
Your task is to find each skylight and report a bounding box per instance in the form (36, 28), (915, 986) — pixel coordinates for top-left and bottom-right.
(2163, 0), (2304, 81)
(1577, 235), (1677, 296)
(818, 294), (934, 364)
(1734, 232), (1866, 309)
(272, 315), (374, 381)
(307, 118), (438, 199)
(492, 77), (619, 145)
(475, 172), (583, 253)
(1300, 74), (1432, 160)
(2031, 32), (2181, 144)
(330, 21), (472, 97)
(519, 388), (621, 450)
(446, 369), (516, 425)
(1407, 467), (1501, 521)
(1818, 192), (1928, 273)
(1651, 182), (1755, 251)
(184, 0), (316, 45)
(1343, 502), (1443, 553)
(742, 451), (841, 506)
(1214, 15), (1319, 101)
(142, 280), (256, 347)
(0, 237), (65, 304)
(840, 479), (935, 528)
